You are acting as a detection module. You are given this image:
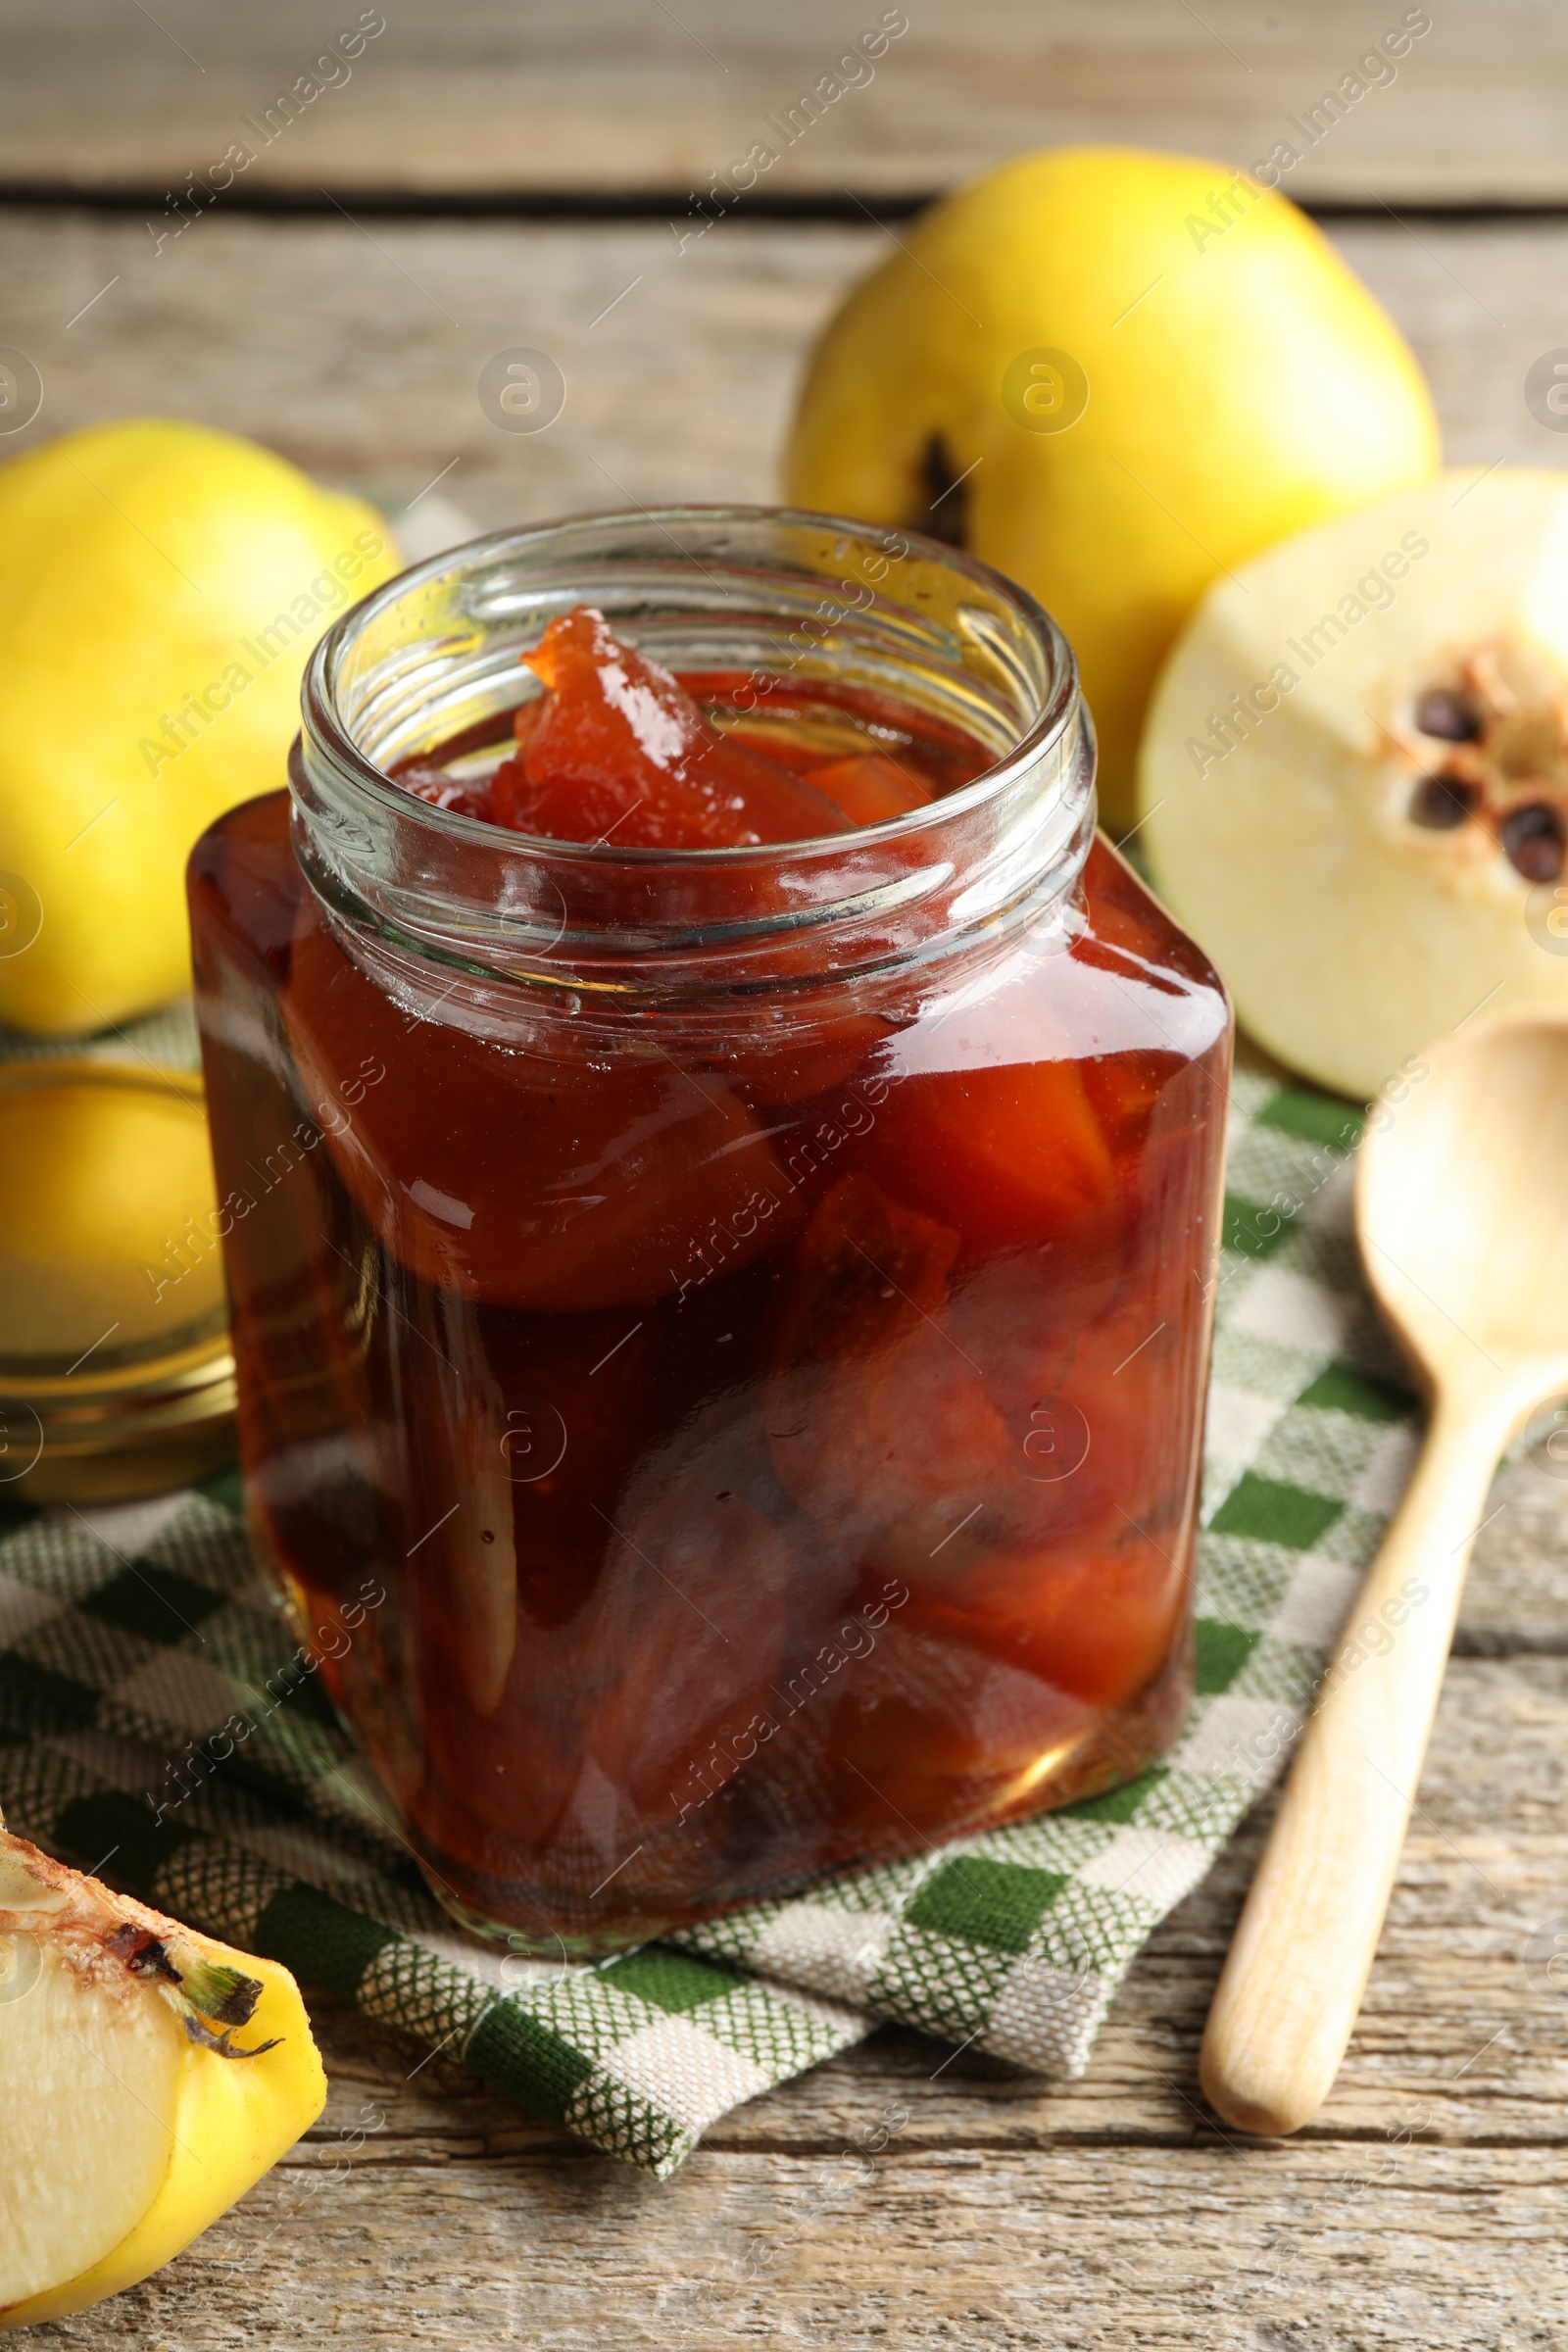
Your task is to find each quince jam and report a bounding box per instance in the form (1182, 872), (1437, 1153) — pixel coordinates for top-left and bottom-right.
(395, 604), (975, 845)
(188, 605), (1230, 1952)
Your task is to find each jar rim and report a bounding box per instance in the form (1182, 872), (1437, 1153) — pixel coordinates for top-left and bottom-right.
(291, 504), (1096, 996)
(301, 501), (1083, 863)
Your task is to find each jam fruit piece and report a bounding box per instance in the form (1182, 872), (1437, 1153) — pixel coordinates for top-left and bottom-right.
(400, 1292), (523, 1720)
(773, 1167), (960, 1362)
(282, 888), (804, 1312)
(683, 669), (994, 801)
(588, 1487), (792, 1824)
(806, 753), (932, 826)
(770, 1172), (1186, 1714)
(424, 1478), (793, 1865)
(490, 607), (851, 849)
(859, 1054), (1119, 1259)
(769, 1170), (1018, 1562)
(711, 1011), (889, 1110)
(396, 762), (494, 823)
(1079, 1046), (1192, 1163)
(894, 1528), (1188, 1712)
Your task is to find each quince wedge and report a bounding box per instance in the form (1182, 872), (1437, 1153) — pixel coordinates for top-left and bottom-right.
(0, 416), (398, 1035)
(0, 1819), (325, 2327)
(784, 146), (1439, 831)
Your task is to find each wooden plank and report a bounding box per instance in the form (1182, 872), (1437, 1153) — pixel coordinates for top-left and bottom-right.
(1, 213), (1565, 550)
(59, 1648), (1568, 2345)
(108, 2142), (1568, 2347)
(1, 0), (1566, 207)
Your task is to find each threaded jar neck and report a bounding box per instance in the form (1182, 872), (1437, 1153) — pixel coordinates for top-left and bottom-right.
(293, 505), (1094, 1006)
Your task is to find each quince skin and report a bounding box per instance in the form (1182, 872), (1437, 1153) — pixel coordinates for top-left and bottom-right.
(785, 146), (1439, 830)
(0, 417), (397, 1035)
(0, 1820), (325, 2326)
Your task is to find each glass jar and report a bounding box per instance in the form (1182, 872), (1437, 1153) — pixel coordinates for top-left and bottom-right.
(187, 507), (1231, 1955)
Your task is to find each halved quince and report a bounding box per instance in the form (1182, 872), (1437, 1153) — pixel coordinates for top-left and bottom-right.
(1139, 468), (1568, 1098)
(0, 1820), (324, 2328)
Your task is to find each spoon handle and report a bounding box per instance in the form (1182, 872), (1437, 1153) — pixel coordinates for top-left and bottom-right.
(1200, 1390), (1508, 2136)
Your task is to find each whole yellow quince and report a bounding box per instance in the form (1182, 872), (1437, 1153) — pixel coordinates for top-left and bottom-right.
(785, 146), (1440, 831)
(0, 418), (398, 1035)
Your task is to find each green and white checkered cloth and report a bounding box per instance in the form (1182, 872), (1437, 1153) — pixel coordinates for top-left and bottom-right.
(0, 1009), (1417, 2175)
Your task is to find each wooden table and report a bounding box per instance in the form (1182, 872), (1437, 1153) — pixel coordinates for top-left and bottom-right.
(6, 8), (1568, 2342)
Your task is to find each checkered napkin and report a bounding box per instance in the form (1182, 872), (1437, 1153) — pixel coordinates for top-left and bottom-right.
(0, 1011), (1419, 2174)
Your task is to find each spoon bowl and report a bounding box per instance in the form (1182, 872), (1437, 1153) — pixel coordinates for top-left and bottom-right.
(1201, 1010), (1568, 2137)
(1360, 1016), (1568, 1401)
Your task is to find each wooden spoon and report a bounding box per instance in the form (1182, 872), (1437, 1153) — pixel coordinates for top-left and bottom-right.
(1200, 1009), (1568, 2136)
